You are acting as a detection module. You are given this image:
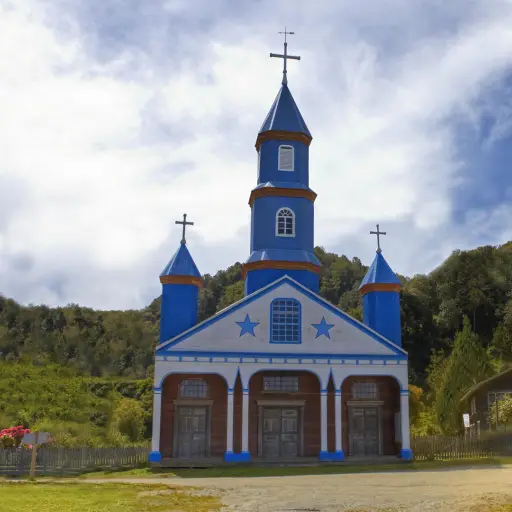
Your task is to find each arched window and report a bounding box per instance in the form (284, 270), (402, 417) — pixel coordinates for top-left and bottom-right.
(278, 145), (294, 171)
(270, 298), (301, 343)
(180, 378), (208, 398)
(276, 208), (295, 237)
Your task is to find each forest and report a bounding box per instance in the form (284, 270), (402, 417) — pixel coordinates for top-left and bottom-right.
(1, 241), (511, 444)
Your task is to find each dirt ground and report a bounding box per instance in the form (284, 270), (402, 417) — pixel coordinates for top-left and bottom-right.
(87, 465), (512, 511)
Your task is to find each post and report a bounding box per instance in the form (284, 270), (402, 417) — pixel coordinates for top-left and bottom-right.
(29, 431), (39, 480)
(319, 389), (328, 459)
(334, 389), (344, 460)
(241, 388), (250, 460)
(224, 388), (235, 460)
(400, 390), (413, 460)
(148, 389), (162, 463)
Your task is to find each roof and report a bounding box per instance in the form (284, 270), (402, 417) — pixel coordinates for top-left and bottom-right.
(246, 249), (321, 266)
(359, 251), (400, 288)
(160, 242), (201, 278)
(259, 84), (312, 138)
(460, 367), (512, 403)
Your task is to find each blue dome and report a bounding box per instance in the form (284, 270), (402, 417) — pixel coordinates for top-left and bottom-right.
(259, 84), (312, 137)
(360, 252), (400, 288)
(160, 243), (201, 278)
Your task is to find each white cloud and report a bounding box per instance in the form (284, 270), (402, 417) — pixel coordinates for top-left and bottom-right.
(1, 0), (512, 308)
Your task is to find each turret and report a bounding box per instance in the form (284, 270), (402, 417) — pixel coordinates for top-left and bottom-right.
(159, 215), (202, 343)
(243, 38), (321, 295)
(359, 225), (402, 346)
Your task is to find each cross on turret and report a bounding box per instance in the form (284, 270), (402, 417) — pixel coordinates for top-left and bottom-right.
(175, 213), (194, 244)
(370, 224), (386, 254)
(270, 27), (300, 85)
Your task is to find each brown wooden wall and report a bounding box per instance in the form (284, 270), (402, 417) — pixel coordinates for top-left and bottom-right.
(160, 373), (227, 457)
(247, 371), (321, 457)
(341, 375), (400, 455)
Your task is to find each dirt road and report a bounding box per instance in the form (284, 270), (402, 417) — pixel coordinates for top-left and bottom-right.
(87, 465), (512, 511)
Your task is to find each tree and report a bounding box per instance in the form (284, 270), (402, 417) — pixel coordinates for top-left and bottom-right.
(436, 317), (494, 434)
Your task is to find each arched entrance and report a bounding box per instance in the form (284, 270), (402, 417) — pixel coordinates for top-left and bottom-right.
(247, 370), (321, 459)
(160, 373), (227, 459)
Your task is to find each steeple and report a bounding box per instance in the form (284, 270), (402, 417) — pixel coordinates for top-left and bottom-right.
(243, 32), (321, 295)
(359, 226), (402, 346)
(159, 214), (202, 343)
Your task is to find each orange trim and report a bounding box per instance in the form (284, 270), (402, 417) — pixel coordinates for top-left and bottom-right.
(159, 275), (202, 287)
(255, 130), (312, 151)
(242, 260), (321, 278)
(249, 187), (317, 207)
(359, 283), (401, 296)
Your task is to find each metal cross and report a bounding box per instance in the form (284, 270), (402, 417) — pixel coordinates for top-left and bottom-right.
(175, 213), (194, 244)
(270, 27), (300, 85)
(370, 224), (386, 253)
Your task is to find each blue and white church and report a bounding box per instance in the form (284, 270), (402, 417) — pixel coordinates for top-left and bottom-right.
(149, 37), (412, 464)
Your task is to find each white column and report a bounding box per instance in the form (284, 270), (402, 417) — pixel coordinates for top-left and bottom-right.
(335, 389), (343, 454)
(320, 389), (328, 454)
(226, 389), (234, 453)
(400, 390), (413, 460)
(242, 389), (249, 454)
(149, 389), (162, 462)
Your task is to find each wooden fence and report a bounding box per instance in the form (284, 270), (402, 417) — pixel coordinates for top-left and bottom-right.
(412, 433), (512, 460)
(0, 446), (149, 476)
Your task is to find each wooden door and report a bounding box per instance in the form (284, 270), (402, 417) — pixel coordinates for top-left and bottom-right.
(176, 406), (208, 458)
(349, 407), (380, 456)
(262, 408), (299, 458)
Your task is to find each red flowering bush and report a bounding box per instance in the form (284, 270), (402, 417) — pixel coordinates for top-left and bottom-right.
(0, 426), (31, 448)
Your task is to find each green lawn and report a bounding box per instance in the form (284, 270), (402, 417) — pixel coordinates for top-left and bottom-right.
(0, 482), (221, 512)
(80, 456), (512, 479)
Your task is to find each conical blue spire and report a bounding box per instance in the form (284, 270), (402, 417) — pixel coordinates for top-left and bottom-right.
(360, 252), (400, 289)
(259, 84), (312, 137)
(160, 243), (201, 278)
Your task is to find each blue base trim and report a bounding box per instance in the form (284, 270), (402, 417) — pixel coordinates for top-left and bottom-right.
(319, 450), (344, 462)
(400, 449), (413, 461)
(224, 451), (251, 463)
(148, 451), (162, 463)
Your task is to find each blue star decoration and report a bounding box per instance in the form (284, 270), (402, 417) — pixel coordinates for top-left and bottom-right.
(311, 316), (335, 339)
(236, 314), (260, 337)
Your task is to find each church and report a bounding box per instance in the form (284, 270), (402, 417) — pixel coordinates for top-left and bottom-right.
(148, 37), (412, 464)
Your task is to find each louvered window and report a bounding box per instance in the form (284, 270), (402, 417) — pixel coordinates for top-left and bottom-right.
(278, 145), (294, 171)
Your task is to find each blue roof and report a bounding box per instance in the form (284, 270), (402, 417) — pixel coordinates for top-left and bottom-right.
(259, 84), (312, 137)
(160, 243), (201, 278)
(360, 252), (400, 288)
(246, 249), (320, 266)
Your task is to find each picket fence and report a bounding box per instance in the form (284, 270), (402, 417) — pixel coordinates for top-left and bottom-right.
(0, 446), (149, 476)
(411, 434), (512, 460)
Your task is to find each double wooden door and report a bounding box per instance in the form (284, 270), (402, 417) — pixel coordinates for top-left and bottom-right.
(261, 407), (300, 458)
(175, 406), (208, 459)
(349, 406), (380, 456)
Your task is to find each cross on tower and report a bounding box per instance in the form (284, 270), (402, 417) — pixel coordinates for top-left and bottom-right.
(370, 224), (386, 254)
(175, 213), (194, 245)
(270, 27), (300, 85)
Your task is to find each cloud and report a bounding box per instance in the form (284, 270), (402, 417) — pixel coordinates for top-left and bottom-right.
(1, 0), (512, 309)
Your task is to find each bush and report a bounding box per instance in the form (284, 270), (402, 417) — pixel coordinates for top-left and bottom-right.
(112, 398), (146, 442)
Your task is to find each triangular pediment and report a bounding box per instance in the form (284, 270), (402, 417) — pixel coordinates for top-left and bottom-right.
(156, 276), (407, 359)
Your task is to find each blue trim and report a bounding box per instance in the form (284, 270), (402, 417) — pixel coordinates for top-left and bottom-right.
(335, 390), (342, 396)
(156, 276), (407, 356)
(157, 350), (407, 361)
(148, 451), (162, 463)
(319, 451), (344, 461)
(269, 298), (301, 344)
(400, 449), (413, 461)
(224, 451), (251, 463)
(153, 387), (162, 393)
(400, 390), (410, 395)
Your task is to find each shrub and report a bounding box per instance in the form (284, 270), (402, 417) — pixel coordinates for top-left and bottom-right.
(112, 398), (146, 442)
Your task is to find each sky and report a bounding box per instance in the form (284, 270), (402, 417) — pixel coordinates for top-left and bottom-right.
(1, 0), (512, 310)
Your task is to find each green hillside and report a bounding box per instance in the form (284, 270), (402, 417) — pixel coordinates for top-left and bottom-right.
(1, 242), (511, 438)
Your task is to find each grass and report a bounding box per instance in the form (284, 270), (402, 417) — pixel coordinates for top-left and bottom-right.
(0, 481), (221, 512)
(79, 456), (512, 479)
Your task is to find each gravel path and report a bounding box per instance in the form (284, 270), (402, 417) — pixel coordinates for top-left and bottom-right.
(86, 465), (512, 511)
